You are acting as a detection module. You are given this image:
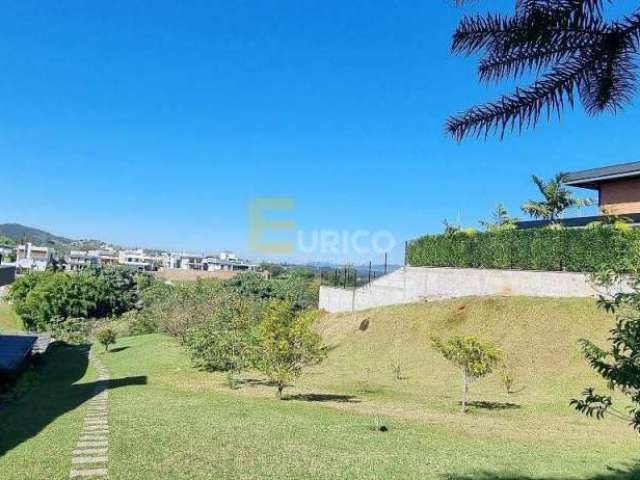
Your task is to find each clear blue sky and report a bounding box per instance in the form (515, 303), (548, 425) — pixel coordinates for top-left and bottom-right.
(1, 1), (639, 263)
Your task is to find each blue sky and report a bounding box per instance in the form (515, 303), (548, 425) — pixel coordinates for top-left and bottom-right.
(1, 1), (639, 264)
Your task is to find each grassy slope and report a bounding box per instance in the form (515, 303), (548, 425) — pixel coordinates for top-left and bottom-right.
(2, 296), (639, 479)
(0, 344), (96, 479)
(0, 301), (22, 332)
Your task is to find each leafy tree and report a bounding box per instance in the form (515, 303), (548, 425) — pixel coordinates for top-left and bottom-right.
(521, 173), (591, 220)
(96, 326), (117, 352)
(255, 299), (326, 399)
(431, 335), (503, 413)
(446, 1), (640, 141)
(571, 243), (640, 431)
(480, 203), (518, 232)
(186, 291), (260, 387)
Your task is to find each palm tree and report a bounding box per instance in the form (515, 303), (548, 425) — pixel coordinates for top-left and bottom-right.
(521, 172), (592, 220)
(446, 1), (640, 141)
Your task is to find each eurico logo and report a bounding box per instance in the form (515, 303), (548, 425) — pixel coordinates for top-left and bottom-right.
(248, 197), (396, 256)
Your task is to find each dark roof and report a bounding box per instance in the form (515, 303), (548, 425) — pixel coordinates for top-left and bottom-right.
(565, 161), (640, 189)
(0, 335), (37, 372)
(517, 213), (640, 229)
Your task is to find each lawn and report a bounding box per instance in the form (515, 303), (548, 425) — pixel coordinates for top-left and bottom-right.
(1, 297), (639, 479)
(0, 300), (22, 332)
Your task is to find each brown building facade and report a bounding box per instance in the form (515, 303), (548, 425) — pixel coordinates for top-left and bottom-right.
(565, 162), (640, 216)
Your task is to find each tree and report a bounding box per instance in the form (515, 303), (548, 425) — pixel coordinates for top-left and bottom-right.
(480, 203), (518, 231)
(446, 1), (640, 141)
(431, 335), (502, 413)
(521, 173), (591, 220)
(571, 243), (640, 432)
(255, 299), (326, 399)
(96, 326), (117, 352)
(186, 292), (260, 388)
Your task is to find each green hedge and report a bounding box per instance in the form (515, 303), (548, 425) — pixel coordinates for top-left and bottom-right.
(406, 228), (640, 272)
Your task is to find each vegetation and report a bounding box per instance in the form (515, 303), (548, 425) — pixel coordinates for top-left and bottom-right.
(7, 266), (152, 331)
(96, 326), (117, 352)
(3, 297), (640, 479)
(407, 226), (640, 272)
(479, 203), (517, 232)
(446, 1), (640, 141)
(521, 173), (592, 221)
(571, 238), (640, 431)
(432, 336), (502, 413)
(254, 299), (326, 399)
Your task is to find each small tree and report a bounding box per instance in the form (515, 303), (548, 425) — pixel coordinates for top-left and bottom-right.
(480, 203), (517, 232)
(431, 336), (502, 413)
(255, 299), (326, 399)
(96, 326), (117, 352)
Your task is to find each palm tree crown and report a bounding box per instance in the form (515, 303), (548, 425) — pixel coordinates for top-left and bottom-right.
(447, 1), (640, 141)
(521, 172), (592, 220)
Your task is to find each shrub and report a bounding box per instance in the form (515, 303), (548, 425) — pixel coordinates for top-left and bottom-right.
(186, 292), (260, 387)
(96, 326), (117, 352)
(407, 227), (640, 273)
(7, 266), (157, 331)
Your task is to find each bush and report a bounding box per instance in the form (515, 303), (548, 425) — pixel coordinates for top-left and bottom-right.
(186, 292), (260, 381)
(7, 266), (157, 331)
(407, 227), (640, 272)
(96, 326), (117, 351)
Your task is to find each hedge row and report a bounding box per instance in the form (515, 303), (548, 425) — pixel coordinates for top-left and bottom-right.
(406, 228), (640, 272)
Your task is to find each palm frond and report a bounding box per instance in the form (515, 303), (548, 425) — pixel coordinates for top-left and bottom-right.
(446, 55), (597, 141)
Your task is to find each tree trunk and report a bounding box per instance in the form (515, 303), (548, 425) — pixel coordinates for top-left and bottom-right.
(277, 383), (284, 400)
(461, 371), (469, 414)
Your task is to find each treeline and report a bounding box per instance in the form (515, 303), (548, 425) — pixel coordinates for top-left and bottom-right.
(9, 267), (324, 397)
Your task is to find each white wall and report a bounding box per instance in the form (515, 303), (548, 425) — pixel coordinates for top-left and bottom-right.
(319, 266), (619, 313)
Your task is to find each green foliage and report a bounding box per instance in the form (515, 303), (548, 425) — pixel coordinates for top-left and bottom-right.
(431, 335), (502, 413)
(407, 227), (640, 273)
(96, 326), (117, 351)
(521, 173), (591, 221)
(480, 203), (517, 232)
(255, 299), (326, 399)
(50, 317), (91, 344)
(7, 266), (156, 331)
(186, 292), (260, 386)
(572, 242), (640, 431)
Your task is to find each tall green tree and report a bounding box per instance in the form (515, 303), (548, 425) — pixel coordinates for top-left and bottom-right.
(432, 335), (502, 413)
(446, 1), (640, 141)
(521, 173), (591, 220)
(255, 299), (326, 399)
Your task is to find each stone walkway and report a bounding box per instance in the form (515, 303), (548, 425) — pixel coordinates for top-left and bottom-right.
(69, 353), (110, 479)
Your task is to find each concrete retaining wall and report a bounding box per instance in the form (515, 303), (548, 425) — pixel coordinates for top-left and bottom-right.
(0, 266), (15, 287)
(319, 266), (612, 313)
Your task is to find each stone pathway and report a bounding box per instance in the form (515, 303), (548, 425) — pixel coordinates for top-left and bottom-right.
(70, 353), (110, 479)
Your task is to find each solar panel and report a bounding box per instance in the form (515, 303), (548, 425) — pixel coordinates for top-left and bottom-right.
(0, 335), (38, 372)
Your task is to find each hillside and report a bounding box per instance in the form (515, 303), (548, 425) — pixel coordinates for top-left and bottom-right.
(0, 223), (71, 246)
(1, 297), (638, 479)
(0, 223), (114, 251)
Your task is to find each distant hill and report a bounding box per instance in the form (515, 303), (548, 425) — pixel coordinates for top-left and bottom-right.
(0, 223), (72, 246)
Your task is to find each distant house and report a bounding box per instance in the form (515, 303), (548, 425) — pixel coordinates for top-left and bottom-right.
(518, 161), (640, 229)
(15, 243), (55, 272)
(565, 161), (640, 216)
(117, 249), (156, 271)
(65, 250), (100, 271)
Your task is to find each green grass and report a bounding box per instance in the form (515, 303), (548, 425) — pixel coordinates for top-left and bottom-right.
(1, 296), (640, 479)
(0, 300), (22, 332)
